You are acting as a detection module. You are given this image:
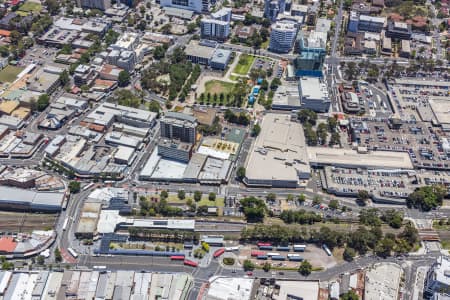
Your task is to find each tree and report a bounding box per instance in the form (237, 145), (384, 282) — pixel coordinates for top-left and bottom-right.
(299, 260), (312, 276)
(240, 197), (266, 222)
(270, 77), (281, 90)
(37, 94), (50, 111)
(251, 123), (261, 137)
(243, 259), (255, 271)
(340, 290), (359, 300)
(357, 190), (370, 203)
(407, 185), (446, 211)
(45, 0), (59, 14)
(297, 109), (317, 126)
(118, 70), (131, 87)
(375, 236), (396, 258)
(298, 194), (306, 204)
(208, 192), (216, 201)
(153, 45), (167, 60)
(178, 190), (186, 200)
(266, 193), (276, 202)
(312, 195), (322, 206)
(160, 190), (168, 200)
(359, 208), (382, 227)
(69, 181), (81, 193)
(237, 166), (246, 180)
(194, 191), (202, 202)
(148, 101), (161, 115)
(262, 262), (271, 272)
(328, 200), (339, 210)
(343, 247), (356, 262)
(327, 116), (338, 132)
(36, 255), (45, 265)
(381, 209), (403, 229)
(59, 70), (70, 86)
(187, 22), (197, 33)
(54, 248), (62, 262)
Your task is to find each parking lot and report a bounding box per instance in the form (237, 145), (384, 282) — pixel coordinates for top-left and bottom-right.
(323, 166), (415, 201)
(387, 79), (450, 122)
(356, 82), (392, 118)
(239, 244), (337, 269)
(349, 118), (450, 170)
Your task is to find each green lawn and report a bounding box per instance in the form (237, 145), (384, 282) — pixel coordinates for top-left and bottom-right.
(197, 197), (225, 207)
(442, 240), (450, 250)
(19, 1), (42, 11)
(18, 1), (42, 14)
(0, 65), (24, 83)
(232, 54), (256, 75)
(200, 80), (237, 106)
(166, 194), (225, 207)
(204, 80), (235, 94)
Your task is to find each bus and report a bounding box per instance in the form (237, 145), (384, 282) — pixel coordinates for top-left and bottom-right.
(257, 255), (268, 260)
(93, 266), (107, 270)
(62, 217), (69, 231)
(257, 242), (271, 247)
(271, 255), (285, 261)
(276, 246), (290, 251)
(225, 246), (239, 252)
(82, 183), (95, 191)
(170, 255), (185, 261)
(293, 245), (306, 252)
(266, 252), (280, 257)
(213, 248), (225, 258)
(322, 244), (332, 256)
(251, 250), (265, 257)
(67, 248), (78, 258)
(259, 245), (273, 250)
(183, 260), (198, 267)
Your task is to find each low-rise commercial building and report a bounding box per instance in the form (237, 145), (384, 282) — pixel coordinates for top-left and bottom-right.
(245, 113), (310, 187)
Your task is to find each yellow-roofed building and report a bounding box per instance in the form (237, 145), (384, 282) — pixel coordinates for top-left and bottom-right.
(11, 106), (31, 120)
(0, 100), (19, 115)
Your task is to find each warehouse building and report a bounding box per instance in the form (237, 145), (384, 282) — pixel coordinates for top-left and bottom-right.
(0, 186), (65, 212)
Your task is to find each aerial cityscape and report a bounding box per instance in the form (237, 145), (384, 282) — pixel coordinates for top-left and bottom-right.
(0, 0), (447, 299)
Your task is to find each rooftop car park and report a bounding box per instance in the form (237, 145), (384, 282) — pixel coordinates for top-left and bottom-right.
(349, 118), (450, 170)
(321, 166), (416, 204)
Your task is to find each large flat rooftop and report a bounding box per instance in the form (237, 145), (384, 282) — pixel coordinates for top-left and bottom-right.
(308, 148), (414, 169)
(245, 113), (310, 186)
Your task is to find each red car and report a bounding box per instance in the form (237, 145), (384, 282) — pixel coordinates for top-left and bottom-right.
(246, 271), (253, 276)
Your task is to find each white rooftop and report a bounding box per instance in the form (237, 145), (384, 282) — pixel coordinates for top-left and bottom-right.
(206, 277), (254, 300)
(246, 113), (310, 184)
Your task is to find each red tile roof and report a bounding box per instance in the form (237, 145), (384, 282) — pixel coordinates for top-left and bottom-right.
(0, 237), (17, 253)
